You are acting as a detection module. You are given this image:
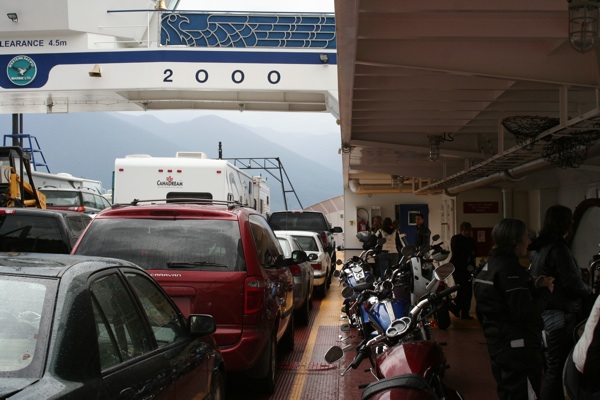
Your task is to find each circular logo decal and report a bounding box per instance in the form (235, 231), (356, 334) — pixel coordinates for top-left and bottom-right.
(7, 55), (37, 86)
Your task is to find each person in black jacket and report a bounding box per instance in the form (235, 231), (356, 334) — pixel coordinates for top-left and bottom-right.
(529, 204), (592, 400)
(450, 221), (477, 319)
(474, 218), (554, 400)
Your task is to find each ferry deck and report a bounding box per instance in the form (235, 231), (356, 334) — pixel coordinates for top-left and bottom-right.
(226, 254), (496, 400)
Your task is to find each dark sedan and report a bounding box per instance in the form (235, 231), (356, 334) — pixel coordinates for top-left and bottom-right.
(0, 253), (225, 399)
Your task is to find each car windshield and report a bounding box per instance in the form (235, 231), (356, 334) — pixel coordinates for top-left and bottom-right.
(277, 237), (293, 257)
(0, 275), (56, 378)
(40, 190), (79, 206)
(75, 218), (246, 272)
(292, 236), (319, 252)
(0, 215), (69, 253)
(269, 213), (325, 231)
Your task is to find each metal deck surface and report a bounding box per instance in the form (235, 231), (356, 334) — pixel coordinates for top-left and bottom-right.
(226, 260), (497, 400)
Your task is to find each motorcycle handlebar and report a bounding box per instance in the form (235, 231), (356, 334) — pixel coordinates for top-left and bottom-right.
(410, 285), (460, 319)
(350, 348), (368, 369)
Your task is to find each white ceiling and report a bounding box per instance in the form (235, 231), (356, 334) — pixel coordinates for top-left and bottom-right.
(334, 0), (600, 195)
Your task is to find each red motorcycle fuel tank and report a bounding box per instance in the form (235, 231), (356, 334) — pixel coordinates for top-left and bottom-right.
(375, 340), (446, 378)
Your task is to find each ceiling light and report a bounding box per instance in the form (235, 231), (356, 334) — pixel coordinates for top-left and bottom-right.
(391, 175), (401, 188)
(155, 0), (167, 10)
(428, 135), (442, 161)
(319, 53), (329, 64)
(7, 13), (18, 22)
(568, 0), (600, 53)
(88, 64), (102, 77)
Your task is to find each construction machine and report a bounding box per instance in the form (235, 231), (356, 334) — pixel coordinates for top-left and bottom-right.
(0, 146), (46, 208)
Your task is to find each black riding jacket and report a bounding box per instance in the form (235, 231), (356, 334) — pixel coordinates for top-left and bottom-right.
(529, 235), (591, 315)
(474, 251), (550, 355)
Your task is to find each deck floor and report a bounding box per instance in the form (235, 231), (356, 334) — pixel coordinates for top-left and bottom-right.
(226, 262), (497, 400)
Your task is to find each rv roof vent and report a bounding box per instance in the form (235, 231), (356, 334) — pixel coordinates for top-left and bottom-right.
(176, 152), (208, 159)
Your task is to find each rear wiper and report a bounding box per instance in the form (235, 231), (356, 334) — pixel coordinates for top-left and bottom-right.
(166, 261), (229, 269)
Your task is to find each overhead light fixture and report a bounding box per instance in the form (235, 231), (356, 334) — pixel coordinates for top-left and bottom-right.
(568, 0), (600, 53)
(88, 64), (102, 77)
(341, 144), (351, 153)
(319, 53), (329, 64)
(391, 175), (401, 189)
(155, 0), (167, 10)
(7, 13), (18, 22)
(428, 135), (443, 161)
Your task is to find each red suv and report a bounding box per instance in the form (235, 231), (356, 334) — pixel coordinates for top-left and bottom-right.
(72, 201), (299, 393)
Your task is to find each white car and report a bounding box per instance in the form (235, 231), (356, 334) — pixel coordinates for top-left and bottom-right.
(275, 230), (332, 298)
(275, 232), (315, 326)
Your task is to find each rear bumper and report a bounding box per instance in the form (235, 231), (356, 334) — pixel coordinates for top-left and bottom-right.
(219, 325), (271, 373)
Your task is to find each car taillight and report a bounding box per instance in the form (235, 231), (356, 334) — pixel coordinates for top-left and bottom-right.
(311, 262), (323, 270)
(289, 264), (302, 275)
(244, 277), (267, 314)
(0, 209), (16, 214)
(319, 232), (328, 247)
(67, 206), (86, 212)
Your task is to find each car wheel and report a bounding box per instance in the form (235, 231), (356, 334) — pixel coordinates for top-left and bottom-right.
(295, 295), (310, 326)
(259, 333), (277, 394)
(210, 368), (226, 400)
(280, 313), (294, 352)
(315, 283), (327, 298)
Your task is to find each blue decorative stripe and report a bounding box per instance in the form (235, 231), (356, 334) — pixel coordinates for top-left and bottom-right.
(161, 13), (336, 49)
(0, 49), (336, 89)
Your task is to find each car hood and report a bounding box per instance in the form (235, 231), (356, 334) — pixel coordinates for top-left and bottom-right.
(0, 377), (39, 397)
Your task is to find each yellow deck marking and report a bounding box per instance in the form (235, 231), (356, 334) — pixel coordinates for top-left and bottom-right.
(288, 258), (343, 399)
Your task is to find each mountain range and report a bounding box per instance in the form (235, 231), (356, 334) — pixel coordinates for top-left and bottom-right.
(0, 112), (343, 211)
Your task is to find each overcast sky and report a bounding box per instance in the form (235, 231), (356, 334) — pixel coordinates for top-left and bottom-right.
(143, 110), (340, 135)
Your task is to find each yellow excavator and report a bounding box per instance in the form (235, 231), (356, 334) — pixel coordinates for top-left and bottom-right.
(0, 146), (46, 208)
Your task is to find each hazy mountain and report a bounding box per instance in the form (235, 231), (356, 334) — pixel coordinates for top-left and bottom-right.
(0, 112), (342, 211)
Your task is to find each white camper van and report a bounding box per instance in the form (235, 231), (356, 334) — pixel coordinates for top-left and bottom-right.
(113, 152), (270, 214)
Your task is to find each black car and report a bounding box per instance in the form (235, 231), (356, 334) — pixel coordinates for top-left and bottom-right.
(0, 207), (92, 253)
(0, 253), (225, 399)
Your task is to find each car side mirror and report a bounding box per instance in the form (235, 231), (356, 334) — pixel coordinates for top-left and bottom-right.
(331, 226), (343, 233)
(189, 314), (216, 336)
(290, 250), (308, 264)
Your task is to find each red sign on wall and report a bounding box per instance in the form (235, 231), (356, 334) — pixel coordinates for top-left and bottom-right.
(463, 201), (499, 214)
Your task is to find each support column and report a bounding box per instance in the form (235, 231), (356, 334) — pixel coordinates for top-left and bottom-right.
(502, 187), (513, 218)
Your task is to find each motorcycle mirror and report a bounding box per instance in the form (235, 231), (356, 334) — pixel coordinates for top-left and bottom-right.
(434, 263), (455, 281)
(340, 323), (351, 332)
(324, 346), (345, 364)
(382, 280), (393, 291)
(432, 234), (440, 242)
(377, 237), (387, 245)
(341, 286), (354, 298)
(336, 259), (343, 265)
(333, 269), (341, 277)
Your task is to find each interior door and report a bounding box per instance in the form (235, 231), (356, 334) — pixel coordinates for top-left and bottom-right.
(396, 204), (429, 246)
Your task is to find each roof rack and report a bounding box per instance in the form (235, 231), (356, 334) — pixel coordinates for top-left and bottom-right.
(111, 198), (243, 209)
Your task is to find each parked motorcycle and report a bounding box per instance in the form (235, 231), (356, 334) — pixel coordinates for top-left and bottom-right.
(407, 234), (455, 329)
(325, 263), (463, 400)
(335, 231), (383, 337)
